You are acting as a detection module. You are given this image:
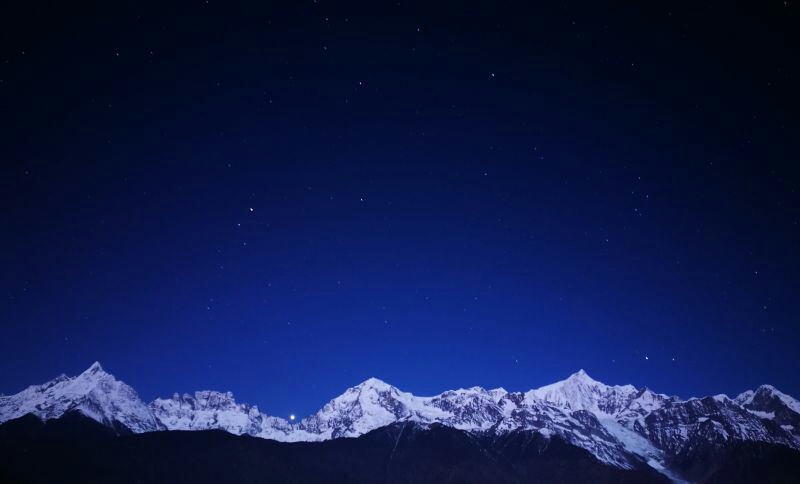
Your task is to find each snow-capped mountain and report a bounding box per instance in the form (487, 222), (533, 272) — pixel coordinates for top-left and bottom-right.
(526, 369), (641, 413)
(2, 363), (799, 481)
(151, 390), (269, 435)
(634, 394), (798, 456)
(296, 377), (443, 438)
(735, 384), (800, 433)
(295, 378), (515, 438)
(0, 362), (160, 433)
(149, 390), (297, 441)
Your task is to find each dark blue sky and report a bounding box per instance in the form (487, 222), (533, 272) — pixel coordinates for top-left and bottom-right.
(1, 1), (798, 419)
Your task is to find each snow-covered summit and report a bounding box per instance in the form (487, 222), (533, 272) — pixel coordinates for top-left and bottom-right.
(0, 361), (160, 433)
(83, 361), (104, 375)
(297, 376), (435, 438)
(736, 385), (800, 415)
(354, 377), (394, 390)
(527, 369), (639, 415)
(732, 384), (800, 438)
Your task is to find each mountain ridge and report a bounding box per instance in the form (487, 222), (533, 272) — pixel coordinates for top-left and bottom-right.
(2, 362), (798, 481)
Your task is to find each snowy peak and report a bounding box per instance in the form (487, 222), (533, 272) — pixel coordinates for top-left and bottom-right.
(344, 377), (409, 415)
(527, 369), (638, 415)
(297, 376), (423, 438)
(354, 377), (393, 390)
(736, 385), (800, 413)
(191, 390), (248, 410)
(570, 368), (597, 383)
(754, 385), (800, 414)
(535, 369), (611, 394)
(623, 387), (677, 416)
(733, 384), (800, 435)
(81, 361), (105, 377)
(150, 390), (267, 435)
(734, 390), (754, 405)
(0, 362), (160, 433)
(157, 390), (245, 412)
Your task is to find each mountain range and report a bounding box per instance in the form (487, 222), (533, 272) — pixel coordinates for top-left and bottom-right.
(1, 362), (799, 483)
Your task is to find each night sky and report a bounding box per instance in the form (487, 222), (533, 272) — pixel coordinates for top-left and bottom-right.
(1, 1), (798, 419)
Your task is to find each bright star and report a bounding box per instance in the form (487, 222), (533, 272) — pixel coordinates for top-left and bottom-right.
(289, 414), (296, 421)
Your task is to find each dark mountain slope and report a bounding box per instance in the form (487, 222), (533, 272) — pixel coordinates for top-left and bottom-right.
(3, 411), (799, 483)
(668, 440), (800, 483)
(0, 413), (666, 484)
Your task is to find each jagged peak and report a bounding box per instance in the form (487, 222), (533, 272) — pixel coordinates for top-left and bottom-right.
(0, 361), (159, 433)
(632, 386), (673, 400)
(736, 385), (781, 403)
(39, 373), (71, 390)
(712, 394), (730, 402)
(443, 386), (508, 400)
(568, 369), (598, 384)
(487, 388), (508, 403)
(323, 378), (400, 405)
(734, 389), (755, 403)
(446, 385), (488, 394)
(157, 390), (240, 405)
(353, 377), (394, 391)
(565, 369), (639, 392)
(748, 385), (800, 414)
(535, 369), (608, 392)
(80, 361), (106, 377)
(525, 369), (643, 414)
(194, 389), (236, 399)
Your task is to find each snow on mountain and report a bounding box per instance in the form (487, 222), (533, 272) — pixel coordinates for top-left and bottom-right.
(0, 362), (160, 433)
(296, 377), (439, 438)
(733, 385), (800, 439)
(151, 390), (266, 435)
(519, 369), (688, 469)
(150, 389), (302, 441)
(281, 376), (650, 469)
(636, 394), (800, 456)
(527, 369), (642, 415)
(736, 384), (800, 415)
(3, 362), (799, 478)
